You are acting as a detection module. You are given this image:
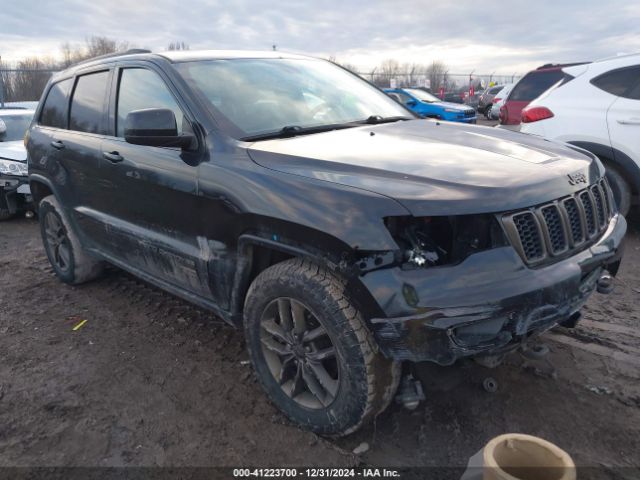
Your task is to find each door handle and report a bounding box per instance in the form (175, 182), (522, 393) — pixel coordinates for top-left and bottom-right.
(103, 151), (124, 163)
(617, 118), (640, 125)
(50, 140), (65, 150)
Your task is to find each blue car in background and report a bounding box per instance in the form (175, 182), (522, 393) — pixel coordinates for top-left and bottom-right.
(384, 88), (477, 123)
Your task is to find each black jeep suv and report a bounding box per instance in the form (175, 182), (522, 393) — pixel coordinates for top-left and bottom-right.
(26, 50), (626, 435)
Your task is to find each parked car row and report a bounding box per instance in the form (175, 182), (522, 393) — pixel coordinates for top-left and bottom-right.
(384, 87), (477, 123)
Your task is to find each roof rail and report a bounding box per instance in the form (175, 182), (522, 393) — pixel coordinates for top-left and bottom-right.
(72, 48), (152, 67)
(536, 61), (590, 70)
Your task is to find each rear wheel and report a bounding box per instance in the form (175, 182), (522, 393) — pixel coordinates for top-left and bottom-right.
(605, 166), (632, 216)
(244, 258), (400, 436)
(39, 195), (104, 284)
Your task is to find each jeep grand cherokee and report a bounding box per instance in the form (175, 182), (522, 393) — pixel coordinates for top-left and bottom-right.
(26, 50), (626, 436)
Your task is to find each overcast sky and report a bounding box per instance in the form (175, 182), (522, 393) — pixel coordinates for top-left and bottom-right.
(2, 0), (639, 74)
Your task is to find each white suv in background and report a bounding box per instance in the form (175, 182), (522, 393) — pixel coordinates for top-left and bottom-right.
(520, 54), (640, 215)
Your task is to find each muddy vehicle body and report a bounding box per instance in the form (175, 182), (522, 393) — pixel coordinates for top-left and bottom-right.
(26, 50), (626, 435)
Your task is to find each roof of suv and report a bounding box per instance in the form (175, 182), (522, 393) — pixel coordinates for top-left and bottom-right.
(535, 62), (590, 71)
(51, 49), (317, 81)
(157, 49), (314, 62)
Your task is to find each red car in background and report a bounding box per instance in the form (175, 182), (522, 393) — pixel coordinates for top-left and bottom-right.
(499, 63), (589, 125)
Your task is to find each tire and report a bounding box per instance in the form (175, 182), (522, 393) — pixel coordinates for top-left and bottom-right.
(604, 166), (632, 216)
(244, 258), (400, 436)
(485, 105), (492, 119)
(39, 195), (104, 285)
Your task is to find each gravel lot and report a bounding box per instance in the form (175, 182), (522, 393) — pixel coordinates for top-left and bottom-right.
(1, 211), (639, 472)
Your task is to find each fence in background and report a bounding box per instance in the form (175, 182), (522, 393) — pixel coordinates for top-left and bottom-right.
(0, 68), (59, 107)
(0, 67), (522, 107)
(358, 71), (522, 90)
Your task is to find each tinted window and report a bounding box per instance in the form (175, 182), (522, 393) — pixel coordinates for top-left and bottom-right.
(117, 68), (183, 138)
(69, 71), (110, 134)
(489, 86), (503, 94)
(40, 79), (73, 128)
(591, 66), (640, 99)
(509, 70), (566, 101)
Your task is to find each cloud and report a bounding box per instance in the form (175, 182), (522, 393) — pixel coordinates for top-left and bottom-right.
(0, 0), (638, 74)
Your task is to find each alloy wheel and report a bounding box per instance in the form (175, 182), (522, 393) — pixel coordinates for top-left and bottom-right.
(259, 297), (340, 409)
(44, 211), (71, 273)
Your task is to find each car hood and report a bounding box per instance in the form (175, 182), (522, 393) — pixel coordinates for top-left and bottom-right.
(247, 119), (603, 216)
(0, 141), (27, 162)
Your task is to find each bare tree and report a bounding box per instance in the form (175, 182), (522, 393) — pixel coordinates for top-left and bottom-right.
(1, 36), (133, 102)
(60, 36), (130, 68)
(167, 41), (190, 51)
(327, 56), (358, 75)
(425, 61), (449, 91)
(0, 57), (57, 102)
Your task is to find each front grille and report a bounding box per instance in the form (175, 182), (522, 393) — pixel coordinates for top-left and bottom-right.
(502, 179), (615, 266)
(464, 109), (475, 117)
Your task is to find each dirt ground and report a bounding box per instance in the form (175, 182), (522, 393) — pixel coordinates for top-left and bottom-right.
(1, 213), (639, 474)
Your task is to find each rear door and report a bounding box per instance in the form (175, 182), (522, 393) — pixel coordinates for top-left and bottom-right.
(28, 78), (74, 205)
(61, 69), (113, 243)
(600, 66), (640, 167)
(97, 64), (209, 296)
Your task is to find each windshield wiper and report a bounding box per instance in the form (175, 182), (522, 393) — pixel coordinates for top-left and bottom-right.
(355, 115), (414, 124)
(241, 115), (414, 142)
(241, 123), (356, 142)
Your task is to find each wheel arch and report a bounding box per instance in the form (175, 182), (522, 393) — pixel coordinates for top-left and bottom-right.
(229, 232), (388, 328)
(29, 174), (56, 209)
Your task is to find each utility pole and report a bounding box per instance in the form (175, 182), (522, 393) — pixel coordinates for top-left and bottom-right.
(0, 55), (4, 108)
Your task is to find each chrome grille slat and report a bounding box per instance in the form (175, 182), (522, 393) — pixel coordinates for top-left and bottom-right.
(502, 181), (616, 266)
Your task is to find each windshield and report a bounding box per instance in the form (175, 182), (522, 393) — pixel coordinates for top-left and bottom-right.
(404, 88), (440, 103)
(175, 58), (412, 138)
(0, 113), (33, 142)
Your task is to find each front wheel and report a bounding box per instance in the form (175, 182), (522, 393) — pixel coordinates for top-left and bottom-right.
(244, 258), (400, 436)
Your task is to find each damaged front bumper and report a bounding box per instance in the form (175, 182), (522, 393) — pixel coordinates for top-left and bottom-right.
(364, 214), (627, 365)
(0, 174), (32, 218)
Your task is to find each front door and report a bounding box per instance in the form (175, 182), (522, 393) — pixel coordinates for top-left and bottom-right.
(96, 66), (210, 297)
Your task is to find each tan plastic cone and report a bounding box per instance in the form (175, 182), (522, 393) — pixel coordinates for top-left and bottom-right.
(482, 434), (576, 480)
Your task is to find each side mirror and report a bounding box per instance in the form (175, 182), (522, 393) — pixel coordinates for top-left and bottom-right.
(406, 100), (417, 107)
(124, 108), (195, 149)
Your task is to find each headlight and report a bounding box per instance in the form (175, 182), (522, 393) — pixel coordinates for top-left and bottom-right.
(384, 215), (508, 268)
(0, 159), (28, 176)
